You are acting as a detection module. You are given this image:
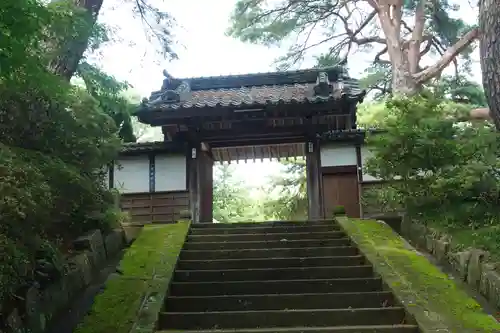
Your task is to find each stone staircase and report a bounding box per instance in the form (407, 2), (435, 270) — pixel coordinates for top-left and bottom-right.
(157, 220), (420, 332)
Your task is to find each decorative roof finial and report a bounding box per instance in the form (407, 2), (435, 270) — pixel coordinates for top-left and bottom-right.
(148, 70), (191, 105)
(313, 71), (333, 97)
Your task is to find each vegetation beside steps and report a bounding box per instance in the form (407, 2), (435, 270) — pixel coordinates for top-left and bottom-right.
(338, 217), (500, 332)
(74, 221), (190, 333)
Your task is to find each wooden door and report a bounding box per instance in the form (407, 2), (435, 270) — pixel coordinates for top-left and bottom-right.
(322, 172), (360, 218)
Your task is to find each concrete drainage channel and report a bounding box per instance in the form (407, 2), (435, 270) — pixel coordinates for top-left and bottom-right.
(156, 221), (420, 332)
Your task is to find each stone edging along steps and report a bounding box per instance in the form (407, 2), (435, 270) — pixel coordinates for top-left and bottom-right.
(158, 220), (420, 332)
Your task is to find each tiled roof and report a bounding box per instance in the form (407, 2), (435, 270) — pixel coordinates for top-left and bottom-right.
(154, 83), (361, 110)
(120, 141), (180, 154)
(139, 67), (365, 112)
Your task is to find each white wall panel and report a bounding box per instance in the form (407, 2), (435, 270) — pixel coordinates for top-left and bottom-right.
(114, 156), (150, 193)
(155, 154), (187, 191)
(320, 144), (357, 167)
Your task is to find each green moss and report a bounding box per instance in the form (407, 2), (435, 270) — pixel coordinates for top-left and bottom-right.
(338, 218), (500, 332)
(119, 222), (190, 278)
(75, 222), (190, 333)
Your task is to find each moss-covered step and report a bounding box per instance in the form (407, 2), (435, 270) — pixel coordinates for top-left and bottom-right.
(183, 238), (351, 250)
(179, 245), (358, 261)
(177, 252), (364, 270)
(165, 291), (396, 312)
(158, 325), (418, 333)
(190, 223), (340, 235)
(74, 222), (190, 333)
(337, 217), (500, 332)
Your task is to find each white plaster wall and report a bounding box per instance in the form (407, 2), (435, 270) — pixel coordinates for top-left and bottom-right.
(155, 154), (187, 191)
(114, 156), (150, 193)
(320, 144), (357, 167)
(360, 146), (381, 181)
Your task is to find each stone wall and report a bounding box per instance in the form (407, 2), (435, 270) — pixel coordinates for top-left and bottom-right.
(4, 228), (126, 333)
(401, 216), (500, 311)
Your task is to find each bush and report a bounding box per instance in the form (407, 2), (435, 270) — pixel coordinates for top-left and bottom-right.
(363, 95), (500, 230)
(333, 205), (346, 216)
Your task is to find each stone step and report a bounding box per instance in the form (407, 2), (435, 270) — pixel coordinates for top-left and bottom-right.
(158, 307), (409, 330)
(164, 291), (396, 312)
(169, 277), (383, 297)
(158, 325), (419, 333)
(177, 254), (365, 270)
(174, 265), (374, 282)
(179, 246), (359, 261)
(187, 231), (346, 242)
(190, 224), (340, 235)
(183, 238), (351, 250)
(190, 221), (335, 229)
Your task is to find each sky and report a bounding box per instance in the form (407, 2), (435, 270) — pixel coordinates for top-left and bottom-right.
(96, 0), (481, 187)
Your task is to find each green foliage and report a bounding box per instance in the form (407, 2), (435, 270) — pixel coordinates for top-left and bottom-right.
(76, 62), (137, 142)
(0, 0), (127, 309)
(363, 95), (500, 229)
(263, 159), (307, 220)
(213, 164), (264, 222)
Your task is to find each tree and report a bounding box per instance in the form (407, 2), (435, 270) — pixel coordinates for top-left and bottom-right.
(263, 159), (307, 220)
(479, 0), (500, 129)
(363, 95), (500, 228)
(228, 0), (478, 95)
(76, 62), (137, 142)
(213, 164), (263, 222)
(47, 0), (177, 81)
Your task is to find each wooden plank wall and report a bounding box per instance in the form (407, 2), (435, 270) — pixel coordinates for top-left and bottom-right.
(120, 191), (189, 224)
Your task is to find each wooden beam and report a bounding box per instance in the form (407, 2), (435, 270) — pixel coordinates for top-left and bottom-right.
(306, 140), (322, 220)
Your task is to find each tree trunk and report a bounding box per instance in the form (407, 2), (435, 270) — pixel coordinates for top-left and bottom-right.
(479, 0), (500, 129)
(49, 0), (104, 81)
(391, 63), (420, 96)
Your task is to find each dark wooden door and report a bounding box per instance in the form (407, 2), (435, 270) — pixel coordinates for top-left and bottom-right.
(322, 172), (360, 218)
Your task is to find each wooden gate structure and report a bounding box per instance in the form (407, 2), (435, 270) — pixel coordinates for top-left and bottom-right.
(110, 67), (380, 223)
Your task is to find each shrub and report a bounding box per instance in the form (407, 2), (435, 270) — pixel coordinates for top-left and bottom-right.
(363, 95), (500, 230)
(333, 205), (346, 215)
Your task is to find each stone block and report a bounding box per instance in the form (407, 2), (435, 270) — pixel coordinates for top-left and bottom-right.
(425, 234), (435, 254)
(61, 267), (83, 301)
(123, 225), (144, 244)
(70, 253), (93, 286)
(484, 269), (500, 308)
(104, 229), (125, 258)
(467, 249), (489, 288)
(409, 222), (427, 249)
(400, 214), (412, 238)
(448, 250), (472, 281)
(41, 279), (70, 320)
(433, 239), (450, 263)
(479, 263), (496, 299)
(73, 229), (106, 268)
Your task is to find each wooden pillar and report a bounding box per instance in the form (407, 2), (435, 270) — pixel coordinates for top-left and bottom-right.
(187, 145), (200, 223)
(306, 140), (322, 220)
(198, 147), (214, 223)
